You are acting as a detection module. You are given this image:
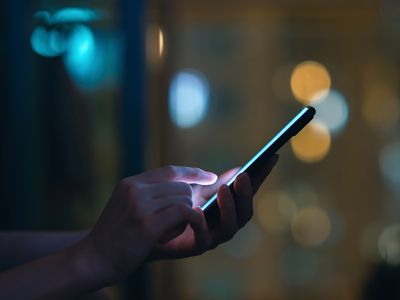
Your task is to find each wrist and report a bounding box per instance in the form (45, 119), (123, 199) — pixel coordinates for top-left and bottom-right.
(65, 237), (115, 291)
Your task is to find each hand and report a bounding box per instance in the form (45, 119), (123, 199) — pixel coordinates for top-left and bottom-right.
(77, 166), (217, 285)
(148, 155), (279, 260)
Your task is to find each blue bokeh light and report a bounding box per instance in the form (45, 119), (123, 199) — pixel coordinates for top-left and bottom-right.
(312, 90), (349, 135)
(53, 8), (100, 24)
(63, 25), (103, 90)
(169, 70), (210, 128)
(31, 26), (60, 57)
(48, 29), (67, 54)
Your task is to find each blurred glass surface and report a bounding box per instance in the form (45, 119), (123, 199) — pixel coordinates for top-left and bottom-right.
(147, 1), (400, 300)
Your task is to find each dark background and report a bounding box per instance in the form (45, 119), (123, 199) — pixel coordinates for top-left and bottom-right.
(1, 1), (400, 299)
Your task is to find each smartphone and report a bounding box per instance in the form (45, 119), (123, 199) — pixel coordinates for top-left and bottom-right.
(201, 106), (316, 227)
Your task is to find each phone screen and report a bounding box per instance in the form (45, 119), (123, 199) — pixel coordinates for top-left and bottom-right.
(201, 106), (316, 226)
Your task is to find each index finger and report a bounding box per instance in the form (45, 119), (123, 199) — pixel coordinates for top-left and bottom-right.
(197, 167), (240, 199)
(135, 165), (218, 185)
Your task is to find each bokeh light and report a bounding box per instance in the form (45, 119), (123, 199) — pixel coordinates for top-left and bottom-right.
(222, 222), (262, 259)
(379, 142), (400, 192)
(64, 25), (103, 90)
(378, 224), (400, 265)
(52, 8), (101, 24)
(291, 206), (331, 248)
(146, 25), (165, 67)
(290, 120), (331, 163)
(256, 191), (297, 234)
(159, 29), (165, 57)
(31, 26), (61, 57)
(48, 29), (67, 54)
(312, 90), (349, 134)
(169, 70), (210, 128)
(362, 83), (400, 132)
(34, 8), (101, 25)
(279, 246), (319, 286)
(290, 61), (331, 105)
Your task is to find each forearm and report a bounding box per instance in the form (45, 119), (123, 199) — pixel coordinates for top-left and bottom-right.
(0, 231), (88, 271)
(0, 239), (108, 300)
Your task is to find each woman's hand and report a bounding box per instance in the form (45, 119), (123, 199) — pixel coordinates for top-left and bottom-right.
(148, 155), (279, 260)
(78, 166), (217, 286)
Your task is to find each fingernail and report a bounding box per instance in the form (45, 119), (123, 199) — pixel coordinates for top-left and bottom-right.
(206, 171), (218, 179)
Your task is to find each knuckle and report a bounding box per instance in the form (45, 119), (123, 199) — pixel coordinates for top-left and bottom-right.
(164, 165), (178, 178)
(126, 182), (141, 198)
(195, 168), (203, 177)
(118, 178), (141, 196)
(117, 177), (131, 190)
(177, 182), (192, 196)
(182, 195), (193, 207)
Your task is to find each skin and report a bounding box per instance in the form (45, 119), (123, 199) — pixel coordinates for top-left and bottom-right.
(0, 155), (278, 299)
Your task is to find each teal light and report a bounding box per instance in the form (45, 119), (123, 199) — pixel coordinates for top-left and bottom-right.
(48, 29), (67, 54)
(169, 70), (210, 128)
(31, 8), (120, 92)
(31, 26), (59, 57)
(34, 7), (101, 25)
(64, 25), (102, 90)
(34, 11), (51, 24)
(53, 8), (101, 24)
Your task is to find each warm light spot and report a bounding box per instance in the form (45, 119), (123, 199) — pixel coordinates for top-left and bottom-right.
(146, 25), (165, 67)
(257, 191), (297, 234)
(158, 29), (164, 57)
(290, 121), (331, 163)
(362, 83), (400, 131)
(290, 61), (331, 105)
(291, 206), (331, 248)
(378, 224), (400, 265)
